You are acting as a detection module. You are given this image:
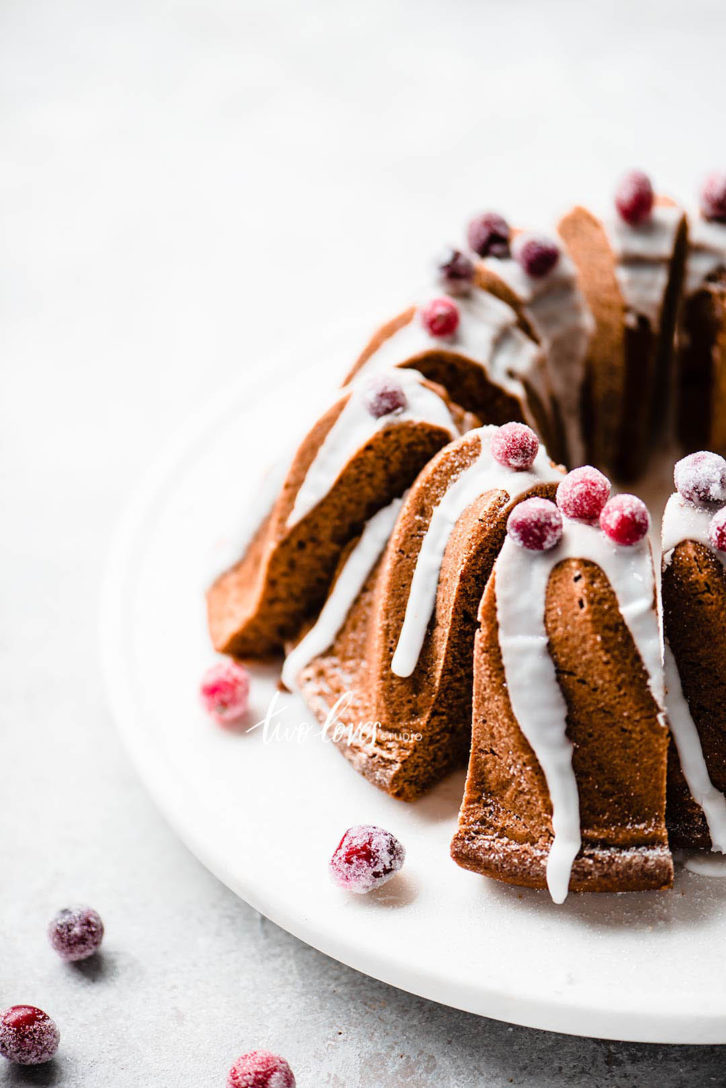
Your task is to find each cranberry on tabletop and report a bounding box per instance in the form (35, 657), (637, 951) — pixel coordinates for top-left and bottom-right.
(466, 212), (511, 258)
(615, 170), (654, 226)
(557, 466), (611, 521)
(49, 906), (104, 962)
(490, 423), (540, 470)
(227, 1050), (296, 1088)
(329, 825), (405, 894)
(599, 494), (650, 546)
(420, 297), (460, 338)
(507, 498), (563, 552)
(0, 1006), (60, 1066)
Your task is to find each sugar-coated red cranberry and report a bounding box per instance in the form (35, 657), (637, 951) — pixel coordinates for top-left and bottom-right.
(466, 212), (511, 258)
(420, 297), (459, 338)
(329, 825), (405, 894)
(514, 235), (560, 278)
(674, 451), (726, 506)
(507, 498), (563, 551)
(556, 466), (611, 521)
(490, 423), (539, 470)
(700, 172), (726, 223)
(709, 508), (726, 552)
(200, 660), (250, 728)
(615, 170), (654, 226)
(436, 247), (475, 295)
(363, 375), (408, 419)
(227, 1050), (296, 1088)
(49, 906), (104, 962)
(599, 494), (650, 545)
(0, 1006), (60, 1066)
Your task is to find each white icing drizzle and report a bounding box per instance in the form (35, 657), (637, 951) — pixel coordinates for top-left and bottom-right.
(355, 288), (545, 432)
(281, 498), (403, 691)
(661, 490), (726, 853)
(661, 492), (726, 567)
(683, 852), (726, 877)
(390, 427), (562, 678)
(482, 250), (592, 466)
(286, 368), (455, 529)
(495, 520), (663, 904)
(684, 214), (726, 297)
(605, 204), (682, 328)
(664, 645), (726, 853)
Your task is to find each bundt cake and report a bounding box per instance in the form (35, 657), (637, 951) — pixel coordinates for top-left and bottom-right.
(451, 483), (671, 901)
(661, 451), (726, 852)
(207, 368), (476, 657)
(207, 169), (726, 901)
(282, 425), (563, 800)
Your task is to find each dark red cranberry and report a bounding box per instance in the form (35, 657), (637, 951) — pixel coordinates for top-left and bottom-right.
(200, 660), (250, 728)
(709, 508), (726, 552)
(466, 212), (511, 258)
(363, 375), (408, 419)
(329, 825), (405, 894)
(615, 170), (654, 226)
(599, 494), (650, 545)
(507, 498), (563, 551)
(556, 466), (611, 521)
(436, 247), (475, 295)
(49, 906), (104, 962)
(490, 423), (539, 470)
(514, 235), (560, 278)
(420, 297), (459, 338)
(0, 1006), (60, 1066)
(227, 1050), (296, 1088)
(700, 173), (726, 223)
(674, 451), (726, 506)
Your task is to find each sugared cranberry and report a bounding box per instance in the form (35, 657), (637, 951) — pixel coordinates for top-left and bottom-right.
(490, 423), (539, 470)
(49, 906), (104, 962)
(0, 1006), (60, 1066)
(329, 825), (405, 894)
(363, 375), (408, 419)
(700, 172), (726, 223)
(466, 212), (511, 258)
(507, 498), (563, 551)
(420, 297), (459, 338)
(709, 508), (726, 552)
(599, 494), (650, 545)
(227, 1050), (296, 1088)
(436, 247), (475, 295)
(615, 170), (654, 226)
(200, 660), (250, 728)
(513, 235), (560, 278)
(556, 466), (611, 521)
(674, 451), (726, 506)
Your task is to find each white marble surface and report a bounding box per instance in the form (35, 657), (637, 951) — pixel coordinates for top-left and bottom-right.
(2, 0), (726, 1083)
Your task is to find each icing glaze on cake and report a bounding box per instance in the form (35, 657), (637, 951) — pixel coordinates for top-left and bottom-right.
(684, 214), (726, 296)
(605, 203), (683, 328)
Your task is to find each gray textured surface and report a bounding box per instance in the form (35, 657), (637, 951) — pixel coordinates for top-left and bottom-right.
(2, 0), (726, 1083)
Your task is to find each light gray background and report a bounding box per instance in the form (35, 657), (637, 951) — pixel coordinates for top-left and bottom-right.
(2, 1), (726, 1084)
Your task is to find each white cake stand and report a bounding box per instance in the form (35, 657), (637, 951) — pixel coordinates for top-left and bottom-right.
(100, 345), (726, 1045)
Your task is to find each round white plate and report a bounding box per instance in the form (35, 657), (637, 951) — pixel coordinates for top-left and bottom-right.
(101, 346), (726, 1046)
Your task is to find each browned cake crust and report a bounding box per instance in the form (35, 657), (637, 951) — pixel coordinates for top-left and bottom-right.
(207, 382), (474, 658)
(558, 201), (686, 481)
(677, 271), (726, 453)
(451, 559), (672, 894)
(291, 431), (560, 800)
(344, 308), (558, 457)
(662, 539), (726, 848)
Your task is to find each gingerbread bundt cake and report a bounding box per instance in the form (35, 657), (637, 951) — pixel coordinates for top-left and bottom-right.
(282, 425), (563, 800)
(207, 169), (726, 900)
